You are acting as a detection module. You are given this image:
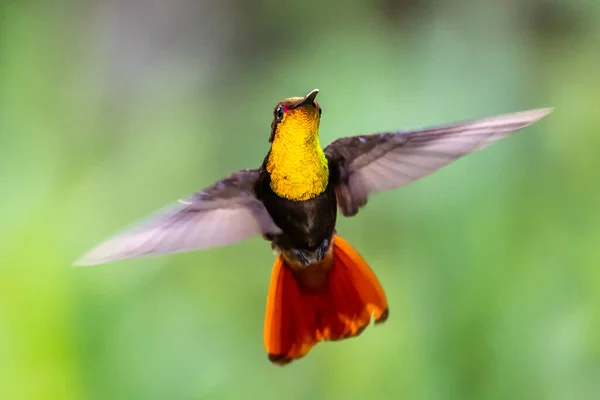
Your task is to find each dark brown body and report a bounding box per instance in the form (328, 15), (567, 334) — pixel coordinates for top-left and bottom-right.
(255, 153), (338, 267)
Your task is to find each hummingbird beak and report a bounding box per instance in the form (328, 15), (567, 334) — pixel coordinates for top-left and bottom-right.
(300, 89), (319, 106)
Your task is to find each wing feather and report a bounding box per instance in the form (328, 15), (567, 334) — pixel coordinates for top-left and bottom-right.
(74, 169), (281, 266)
(325, 108), (552, 216)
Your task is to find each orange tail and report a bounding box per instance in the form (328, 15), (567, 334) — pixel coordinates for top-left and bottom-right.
(264, 235), (388, 365)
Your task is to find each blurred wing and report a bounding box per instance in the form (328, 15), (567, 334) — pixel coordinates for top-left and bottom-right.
(74, 169), (281, 266)
(325, 108), (552, 216)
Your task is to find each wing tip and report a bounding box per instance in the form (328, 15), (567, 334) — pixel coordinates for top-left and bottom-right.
(477, 106), (553, 131)
(71, 251), (114, 267)
(71, 261), (96, 267)
(71, 258), (89, 267)
(71, 240), (134, 267)
(524, 106), (554, 120)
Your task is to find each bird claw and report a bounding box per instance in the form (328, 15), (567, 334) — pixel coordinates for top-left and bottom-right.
(293, 249), (310, 265)
(291, 239), (329, 265)
(317, 239), (329, 261)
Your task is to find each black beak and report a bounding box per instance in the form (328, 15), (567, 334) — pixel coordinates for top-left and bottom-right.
(300, 88), (319, 106)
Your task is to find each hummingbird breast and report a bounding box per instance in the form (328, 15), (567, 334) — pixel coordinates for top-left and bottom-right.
(256, 170), (338, 264)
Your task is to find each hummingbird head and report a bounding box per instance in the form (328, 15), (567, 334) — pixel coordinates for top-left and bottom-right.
(269, 89), (322, 143)
(265, 88), (329, 201)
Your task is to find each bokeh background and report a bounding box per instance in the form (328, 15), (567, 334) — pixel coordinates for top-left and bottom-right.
(2, 0), (600, 399)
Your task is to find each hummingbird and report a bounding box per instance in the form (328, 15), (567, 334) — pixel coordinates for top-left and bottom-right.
(75, 89), (552, 365)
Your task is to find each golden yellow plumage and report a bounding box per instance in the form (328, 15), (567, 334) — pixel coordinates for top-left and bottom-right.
(266, 100), (329, 201)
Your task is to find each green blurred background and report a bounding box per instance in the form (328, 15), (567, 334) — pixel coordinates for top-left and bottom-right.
(1, 0), (600, 399)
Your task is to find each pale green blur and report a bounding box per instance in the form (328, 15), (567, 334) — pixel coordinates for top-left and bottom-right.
(1, 0), (599, 399)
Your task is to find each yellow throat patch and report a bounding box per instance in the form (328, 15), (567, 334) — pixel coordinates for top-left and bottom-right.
(266, 104), (329, 201)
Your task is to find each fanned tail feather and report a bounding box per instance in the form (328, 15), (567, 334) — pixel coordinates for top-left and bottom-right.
(264, 235), (388, 365)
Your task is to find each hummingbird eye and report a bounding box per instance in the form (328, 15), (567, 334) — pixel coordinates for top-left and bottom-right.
(276, 106), (285, 120)
(313, 101), (322, 115)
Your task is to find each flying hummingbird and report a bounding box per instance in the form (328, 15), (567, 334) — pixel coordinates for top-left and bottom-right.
(75, 89), (552, 365)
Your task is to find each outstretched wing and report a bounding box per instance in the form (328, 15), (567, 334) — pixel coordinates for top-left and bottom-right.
(325, 108), (552, 216)
(74, 169), (281, 266)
